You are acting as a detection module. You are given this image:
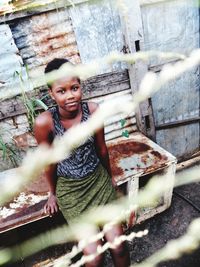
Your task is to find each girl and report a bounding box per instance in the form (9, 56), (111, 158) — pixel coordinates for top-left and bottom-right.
(34, 58), (130, 267)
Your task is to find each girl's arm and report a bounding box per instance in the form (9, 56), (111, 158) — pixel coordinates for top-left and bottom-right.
(33, 111), (58, 215)
(94, 127), (115, 183)
(88, 102), (116, 187)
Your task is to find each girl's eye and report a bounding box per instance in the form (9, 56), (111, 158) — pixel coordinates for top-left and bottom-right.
(58, 89), (65, 94)
(72, 86), (79, 91)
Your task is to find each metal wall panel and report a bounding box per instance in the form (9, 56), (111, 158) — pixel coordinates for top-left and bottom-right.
(69, 0), (126, 74)
(156, 124), (199, 159)
(141, 0), (199, 67)
(152, 69), (199, 125)
(0, 24), (31, 99)
(141, 0), (200, 159)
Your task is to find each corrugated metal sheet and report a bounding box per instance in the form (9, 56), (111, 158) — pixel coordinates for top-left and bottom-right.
(9, 8), (80, 87)
(0, 24), (32, 99)
(141, 0), (200, 159)
(69, 0), (126, 74)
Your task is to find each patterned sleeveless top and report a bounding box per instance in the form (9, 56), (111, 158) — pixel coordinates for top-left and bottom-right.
(49, 102), (100, 179)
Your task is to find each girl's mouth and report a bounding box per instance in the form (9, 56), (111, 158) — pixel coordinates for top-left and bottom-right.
(65, 102), (78, 107)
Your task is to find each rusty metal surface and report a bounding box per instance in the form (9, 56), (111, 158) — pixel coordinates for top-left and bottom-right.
(108, 132), (176, 185)
(0, 169), (49, 233)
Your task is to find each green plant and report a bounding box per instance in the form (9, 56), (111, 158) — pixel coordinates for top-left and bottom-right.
(0, 134), (19, 167)
(22, 94), (48, 131)
(14, 66), (48, 131)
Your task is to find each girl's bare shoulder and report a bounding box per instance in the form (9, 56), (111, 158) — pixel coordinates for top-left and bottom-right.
(34, 110), (53, 129)
(87, 101), (99, 114)
(34, 111), (54, 144)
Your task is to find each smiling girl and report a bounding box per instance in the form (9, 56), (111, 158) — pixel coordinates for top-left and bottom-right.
(34, 58), (130, 267)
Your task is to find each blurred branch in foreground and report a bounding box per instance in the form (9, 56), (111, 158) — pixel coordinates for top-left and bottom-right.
(1, 50), (199, 206)
(0, 49), (199, 266)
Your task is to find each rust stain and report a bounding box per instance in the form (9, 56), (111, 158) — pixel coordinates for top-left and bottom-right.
(111, 158), (123, 177)
(108, 141), (151, 178)
(28, 11), (81, 68)
(150, 150), (162, 160)
(109, 141), (151, 154)
(108, 140), (169, 181)
(141, 154), (149, 165)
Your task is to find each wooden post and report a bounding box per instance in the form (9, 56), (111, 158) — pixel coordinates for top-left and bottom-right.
(118, 0), (156, 140)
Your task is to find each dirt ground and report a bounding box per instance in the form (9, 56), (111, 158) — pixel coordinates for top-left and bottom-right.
(1, 167), (200, 267)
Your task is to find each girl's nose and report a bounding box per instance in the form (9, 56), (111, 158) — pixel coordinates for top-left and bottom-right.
(66, 90), (74, 99)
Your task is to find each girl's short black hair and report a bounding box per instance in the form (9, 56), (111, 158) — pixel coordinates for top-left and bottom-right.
(45, 58), (70, 74)
(44, 58), (80, 87)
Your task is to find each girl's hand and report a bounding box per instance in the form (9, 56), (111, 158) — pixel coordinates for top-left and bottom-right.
(44, 193), (59, 216)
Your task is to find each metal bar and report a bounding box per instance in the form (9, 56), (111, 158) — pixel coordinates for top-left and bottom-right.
(148, 59), (181, 73)
(155, 117), (200, 130)
(176, 154), (200, 172)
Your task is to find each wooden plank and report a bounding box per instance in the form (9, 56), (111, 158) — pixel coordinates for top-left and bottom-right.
(82, 70), (130, 97)
(140, 0), (175, 5)
(118, 0), (156, 140)
(0, 0), (88, 24)
(0, 70), (130, 120)
(89, 89), (137, 141)
(148, 59), (181, 72)
(176, 154), (200, 171)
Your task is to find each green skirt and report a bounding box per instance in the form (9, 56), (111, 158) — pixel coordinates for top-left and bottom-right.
(56, 163), (117, 224)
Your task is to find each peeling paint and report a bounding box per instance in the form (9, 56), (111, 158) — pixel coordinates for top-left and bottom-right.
(0, 192), (48, 219)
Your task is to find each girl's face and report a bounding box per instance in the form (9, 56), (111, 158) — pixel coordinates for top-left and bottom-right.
(49, 76), (82, 113)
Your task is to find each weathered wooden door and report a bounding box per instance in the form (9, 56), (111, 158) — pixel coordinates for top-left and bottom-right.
(141, 0), (200, 160)
(121, 0), (200, 160)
